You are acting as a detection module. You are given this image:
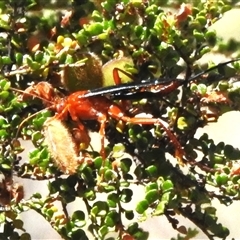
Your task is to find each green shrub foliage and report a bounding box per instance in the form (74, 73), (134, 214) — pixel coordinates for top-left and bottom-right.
(0, 0), (240, 239)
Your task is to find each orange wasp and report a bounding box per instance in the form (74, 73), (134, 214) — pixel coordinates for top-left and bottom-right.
(18, 76), (184, 164)
(11, 59), (240, 171)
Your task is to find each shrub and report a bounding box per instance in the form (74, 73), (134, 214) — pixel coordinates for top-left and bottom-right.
(0, 1), (240, 239)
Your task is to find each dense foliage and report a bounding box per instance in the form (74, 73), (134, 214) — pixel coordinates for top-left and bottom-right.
(0, 0), (240, 239)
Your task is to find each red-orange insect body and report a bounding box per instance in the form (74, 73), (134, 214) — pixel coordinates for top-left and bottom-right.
(53, 90), (184, 162)
(10, 58), (240, 173)
(17, 77), (184, 165)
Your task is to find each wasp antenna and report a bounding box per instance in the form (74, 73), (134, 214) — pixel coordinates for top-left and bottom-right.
(4, 63), (51, 77)
(58, 62), (86, 68)
(189, 58), (240, 82)
(15, 107), (52, 139)
(4, 68), (33, 77)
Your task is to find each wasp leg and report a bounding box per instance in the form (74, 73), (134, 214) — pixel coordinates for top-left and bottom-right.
(112, 67), (135, 85)
(97, 114), (107, 160)
(108, 104), (185, 165)
(74, 120), (91, 150)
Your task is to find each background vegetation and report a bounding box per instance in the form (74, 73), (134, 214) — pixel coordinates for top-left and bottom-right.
(1, 0), (240, 239)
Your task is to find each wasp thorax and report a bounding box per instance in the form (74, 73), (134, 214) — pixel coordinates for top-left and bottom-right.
(54, 98), (67, 115)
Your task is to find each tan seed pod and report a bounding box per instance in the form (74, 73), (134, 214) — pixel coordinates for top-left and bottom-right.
(61, 52), (103, 92)
(43, 118), (82, 174)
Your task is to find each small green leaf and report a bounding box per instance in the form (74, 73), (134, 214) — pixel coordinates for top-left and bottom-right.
(107, 193), (119, 208)
(72, 210), (85, 221)
(154, 201), (166, 215)
(125, 210), (134, 220)
(133, 229), (149, 240)
(113, 143), (125, 152)
(162, 180), (174, 192)
(145, 189), (159, 204)
(0, 79), (8, 89)
(198, 83), (207, 95)
(196, 16), (207, 26)
(120, 188), (133, 203)
(104, 169), (118, 181)
(2, 56), (12, 64)
(83, 189), (96, 200)
(161, 192), (171, 202)
(32, 193), (42, 199)
(84, 22), (103, 35)
(20, 233), (31, 240)
(46, 208), (54, 218)
(98, 225), (109, 238)
(31, 131), (43, 143)
(204, 207), (216, 215)
(145, 165), (158, 177)
(232, 175), (240, 184)
(75, 31), (88, 45)
(0, 129), (8, 137)
(15, 52), (23, 65)
(146, 183), (158, 192)
(103, 185), (116, 192)
(177, 117), (188, 130)
(104, 211), (119, 227)
(34, 50), (44, 62)
(65, 54), (74, 64)
(91, 201), (109, 217)
(71, 229), (88, 239)
(205, 29), (217, 46)
(13, 219), (24, 229)
(127, 222), (139, 234)
(136, 200), (149, 214)
(120, 158), (132, 173)
(215, 173), (228, 185)
(94, 156), (102, 169)
(0, 116), (7, 127)
(72, 211), (86, 228)
(0, 213), (5, 223)
(1, 163), (11, 169)
(90, 206), (98, 217)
